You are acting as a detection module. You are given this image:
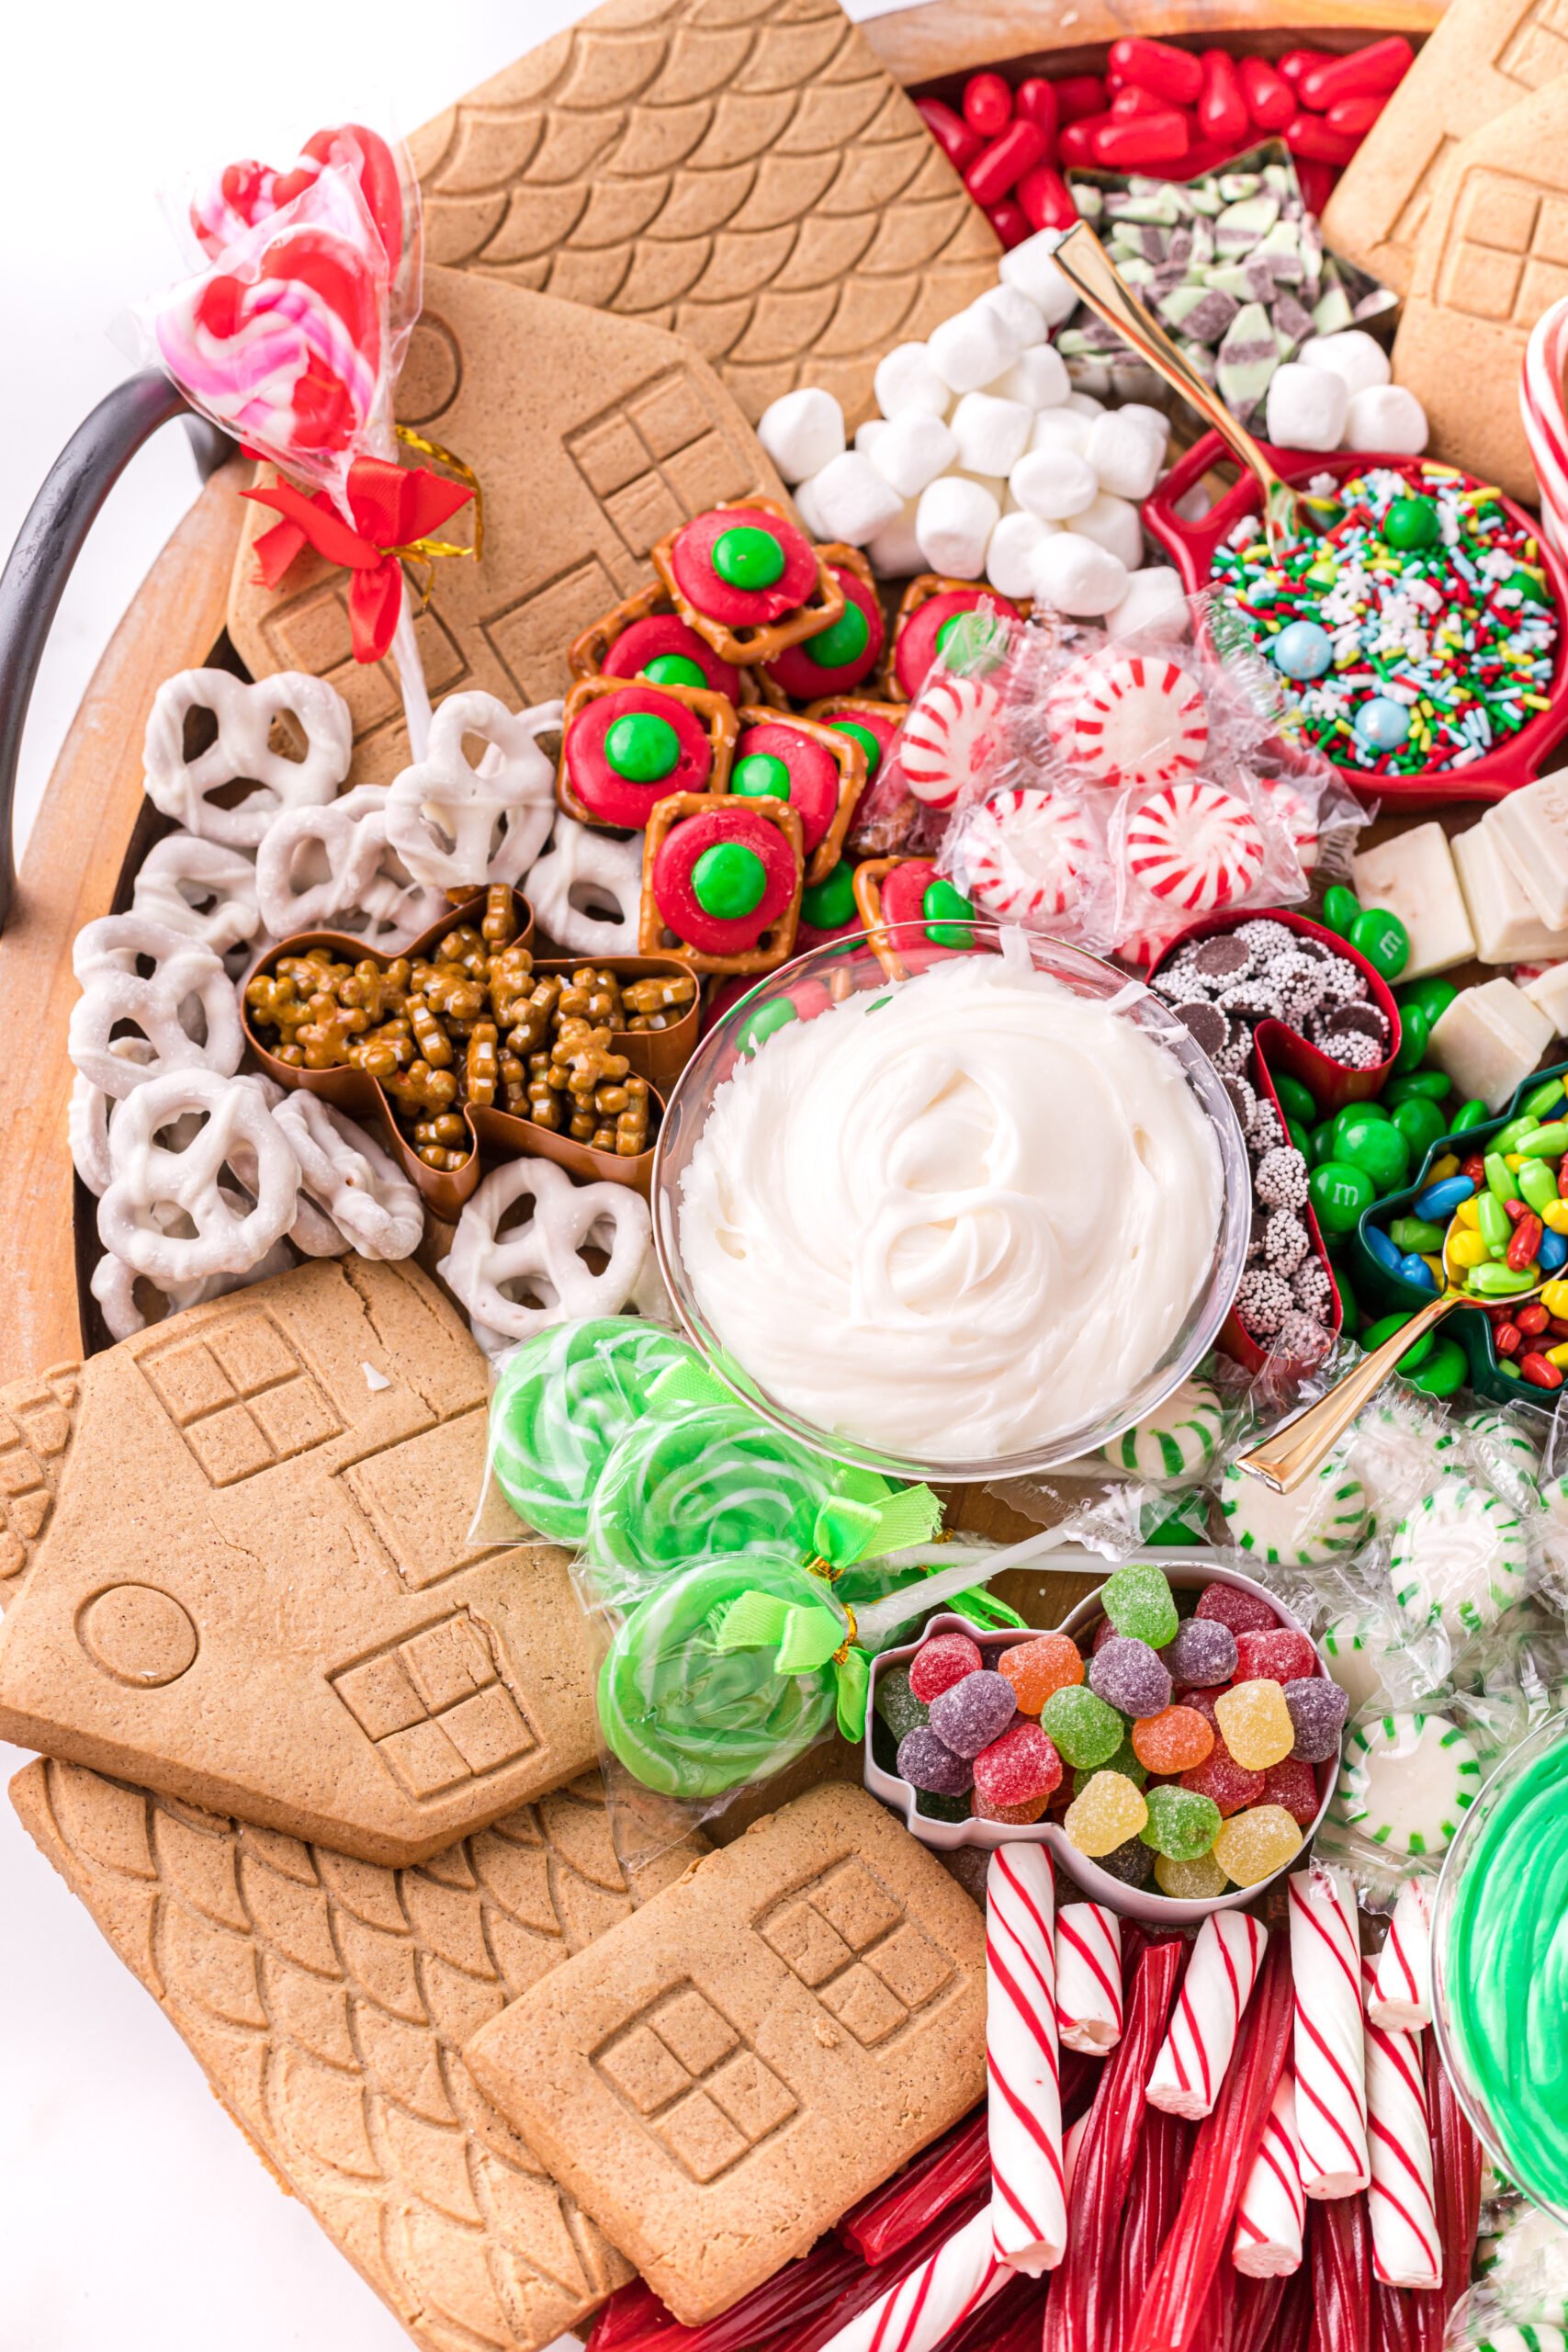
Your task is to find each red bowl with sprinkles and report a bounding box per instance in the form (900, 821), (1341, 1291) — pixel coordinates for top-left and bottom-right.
(1145, 434), (1568, 810)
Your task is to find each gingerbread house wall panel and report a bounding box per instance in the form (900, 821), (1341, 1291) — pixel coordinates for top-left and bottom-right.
(227, 270), (788, 781)
(0, 1261), (599, 1865)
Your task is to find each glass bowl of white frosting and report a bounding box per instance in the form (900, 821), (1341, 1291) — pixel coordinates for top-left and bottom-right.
(652, 924), (1250, 1482)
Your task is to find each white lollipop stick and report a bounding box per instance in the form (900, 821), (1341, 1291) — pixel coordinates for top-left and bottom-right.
(987, 1844), (1067, 2274)
(1146, 1912), (1268, 2120)
(816, 2206), (1010, 2352)
(1232, 2071), (1305, 2278)
(1368, 1880), (1433, 2033)
(1361, 1958), (1440, 2290)
(389, 579), (433, 763)
(1288, 1865), (1370, 2199)
(1055, 1902), (1123, 2054)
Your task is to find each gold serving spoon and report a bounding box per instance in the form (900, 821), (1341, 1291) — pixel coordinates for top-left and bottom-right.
(1049, 219), (1332, 558)
(1233, 1222), (1550, 1494)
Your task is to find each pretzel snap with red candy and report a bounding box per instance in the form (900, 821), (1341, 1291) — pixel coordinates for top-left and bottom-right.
(641, 792), (803, 972)
(886, 577), (1022, 701)
(652, 497), (843, 666)
(761, 546), (885, 702)
(729, 709), (865, 886)
(558, 675), (737, 831)
(569, 580), (748, 704)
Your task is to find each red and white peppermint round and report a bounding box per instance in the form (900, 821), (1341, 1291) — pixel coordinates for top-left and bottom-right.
(1523, 294), (1568, 566)
(1233, 2070), (1306, 2278)
(1046, 651), (1209, 790)
(1288, 1865), (1370, 2200)
(1055, 1902), (1123, 2055)
(1360, 1958), (1439, 2290)
(963, 788), (1097, 922)
(897, 674), (1005, 809)
(1260, 775), (1320, 872)
(987, 1843), (1066, 2275)
(1368, 1880), (1432, 2034)
(1146, 1911), (1268, 2120)
(1125, 779), (1266, 912)
(817, 2207), (1010, 2352)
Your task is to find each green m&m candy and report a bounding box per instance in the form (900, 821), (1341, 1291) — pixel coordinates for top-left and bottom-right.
(1384, 1068), (1452, 1103)
(605, 711), (680, 783)
(1320, 885), (1361, 937)
(1393, 1095), (1448, 1163)
(712, 525), (784, 590)
(641, 652), (706, 690)
(1393, 1004), (1429, 1070)
(733, 752), (791, 801)
(693, 841), (767, 921)
(1406, 1337), (1467, 1397)
(805, 600), (870, 670)
(735, 995), (797, 1053)
(1383, 496), (1439, 550)
(1274, 1073), (1317, 1126)
(921, 877), (975, 944)
(1348, 904), (1410, 981)
(1310, 1159), (1376, 1233)
(1397, 977), (1458, 1026)
(830, 718), (883, 776)
(802, 862), (856, 930)
(1334, 1113), (1410, 1193)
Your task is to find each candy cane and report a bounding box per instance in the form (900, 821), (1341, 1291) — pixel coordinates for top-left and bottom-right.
(1288, 1865), (1370, 2199)
(1232, 2070), (1306, 2277)
(816, 2206), (1011, 2352)
(1368, 1880), (1432, 2035)
(1146, 1911), (1269, 2120)
(1055, 1902), (1123, 2054)
(986, 1844), (1067, 2274)
(1522, 295), (1568, 565)
(1361, 1958), (1440, 2290)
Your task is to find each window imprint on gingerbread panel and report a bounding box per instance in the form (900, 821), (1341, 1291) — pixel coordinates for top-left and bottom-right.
(564, 369), (761, 571)
(136, 1312), (344, 1488)
(1440, 170), (1568, 328)
(330, 1607), (536, 1802)
(757, 1857), (956, 2049)
(1496, 0), (1568, 89)
(592, 1982), (798, 2184)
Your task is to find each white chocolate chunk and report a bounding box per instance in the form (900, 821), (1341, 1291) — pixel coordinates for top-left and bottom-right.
(1451, 823), (1568, 964)
(1522, 961), (1568, 1037)
(1426, 974), (1552, 1111)
(1485, 775), (1568, 930)
(1350, 824), (1475, 979)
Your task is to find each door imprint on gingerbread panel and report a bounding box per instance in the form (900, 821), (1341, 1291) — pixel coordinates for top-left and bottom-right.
(330, 1608), (536, 1800)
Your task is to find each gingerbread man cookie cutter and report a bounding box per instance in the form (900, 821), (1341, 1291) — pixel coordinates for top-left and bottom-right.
(384, 692), (561, 891)
(69, 915), (245, 1099)
(131, 834), (265, 963)
(525, 816), (643, 957)
(142, 669), (352, 848)
(437, 1154), (651, 1357)
(255, 784), (446, 949)
(97, 1069), (303, 1283)
(272, 1091), (423, 1261)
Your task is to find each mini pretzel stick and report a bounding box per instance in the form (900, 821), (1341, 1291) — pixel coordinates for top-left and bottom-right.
(1055, 1903), (1123, 2055)
(1147, 1913), (1269, 2120)
(815, 2207), (1010, 2352)
(1368, 1881), (1432, 2034)
(987, 1844), (1066, 2275)
(1360, 1958), (1439, 2290)
(1232, 2070), (1305, 2278)
(1288, 1865), (1370, 2200)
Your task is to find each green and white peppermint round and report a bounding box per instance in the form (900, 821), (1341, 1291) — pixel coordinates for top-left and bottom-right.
(1476, 2200), (1568, 2290)
(1336, 1710), (1482, 1857)
(1219, 1457), (1368, 1566)
(1390, 1480), (1528, 1638)
(1463, 1408), (1543, 1517)
(1100, 1375), (1223, 1482)
(1541, 1474), (1568, 1530)
(1346, 1396), (1458, 1539)
(1463, 2328), (1568, 2352)
(1320, 1606), (1404, 1716)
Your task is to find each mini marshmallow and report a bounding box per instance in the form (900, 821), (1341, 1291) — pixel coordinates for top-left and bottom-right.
(756, 386), (845, 485)
(866, 499), (925, 580)
(1266, 360), (1349, 454)
(998, 231), (1079, 328)
(1088, 413), (1164, 502)
(951, 390), (1033, 478)
(854, 417), (889, 457)
(1066, 392), (1106, 418)
(1010, 446), (1099, 521)
(868, 408), (958, 497)
(1346, 384), (1430, 455)
(1028, 408), (1093, 457)
(793, 474), (829, 537)
(1300, 330), (1392, 400)
(976, 282), (1047, 349)
(1031, 530), (1131, 617)
(988, 344), (1072, 411)
(874, 341), (952, 420)
(929, 303), (1020, 395)
(797, 451), (904, 545)
(987, 510), (1058, 598)
(1106, 566), (1192, 641)
(916, 475), (1001, 578)
(1067, 490), (1145, 571)
(1117, 401), (1172, 450)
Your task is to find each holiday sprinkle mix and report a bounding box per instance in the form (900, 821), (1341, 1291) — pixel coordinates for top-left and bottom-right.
(1210, 462), (1558, 775)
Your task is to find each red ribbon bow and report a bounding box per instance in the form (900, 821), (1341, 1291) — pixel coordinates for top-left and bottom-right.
(243, 454), (475, 662)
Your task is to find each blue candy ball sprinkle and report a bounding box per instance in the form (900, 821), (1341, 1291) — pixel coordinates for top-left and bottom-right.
(1273, 620), (1334, 681)
(1356, 695), (1412, 751)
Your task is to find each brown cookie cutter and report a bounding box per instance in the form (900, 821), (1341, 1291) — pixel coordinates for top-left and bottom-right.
(555, 673), (740, 828)
(565, 576), (761, 702)
(650, 495), (846, 668)
(878, 573), (1032, 704)
(243, 890), (697, 1211)
(733, 704), (866, 889)
(639, 791), (804, 976)
(752, 543), (883, 710)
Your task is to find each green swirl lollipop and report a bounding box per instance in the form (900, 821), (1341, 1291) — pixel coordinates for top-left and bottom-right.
(488, 1317), (698, 1544)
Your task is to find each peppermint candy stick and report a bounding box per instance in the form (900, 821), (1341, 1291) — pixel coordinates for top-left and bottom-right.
(1368, 1879), (1433, 2033)
(1361, 1957), (1440, 2290)
(1055, 1903), (1123, 2055)
(1147, 1911), (1269, 2120)
(987, 1844), (1067, 2274)
(1522, 294), (1568, 564)
(1232, 2070), (1305, 2277)
(1288, 1864), (1370, 2199)
(817, 2205), (1010, 2352)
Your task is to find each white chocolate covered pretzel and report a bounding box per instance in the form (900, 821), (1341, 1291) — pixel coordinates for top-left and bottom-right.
(384, 692), (560, 890)
(142, 669), (351, 847)
(272, 1091), (423, 1261)
(437, 1154), (650, 1356)
(91, 1219), (296, 1340)
(69, 916), (244, 1098)
(254, 784), (446, 948)
(525, 813), (642, 956)
(97, 1069), (302, 1283)
(131, 833), (265, 960)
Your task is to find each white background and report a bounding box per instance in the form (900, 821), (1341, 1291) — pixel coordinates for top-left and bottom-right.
(0, 2), (910, 2346)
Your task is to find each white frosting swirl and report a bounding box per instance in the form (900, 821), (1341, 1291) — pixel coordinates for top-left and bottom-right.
(677, 952), (1224, 1462)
